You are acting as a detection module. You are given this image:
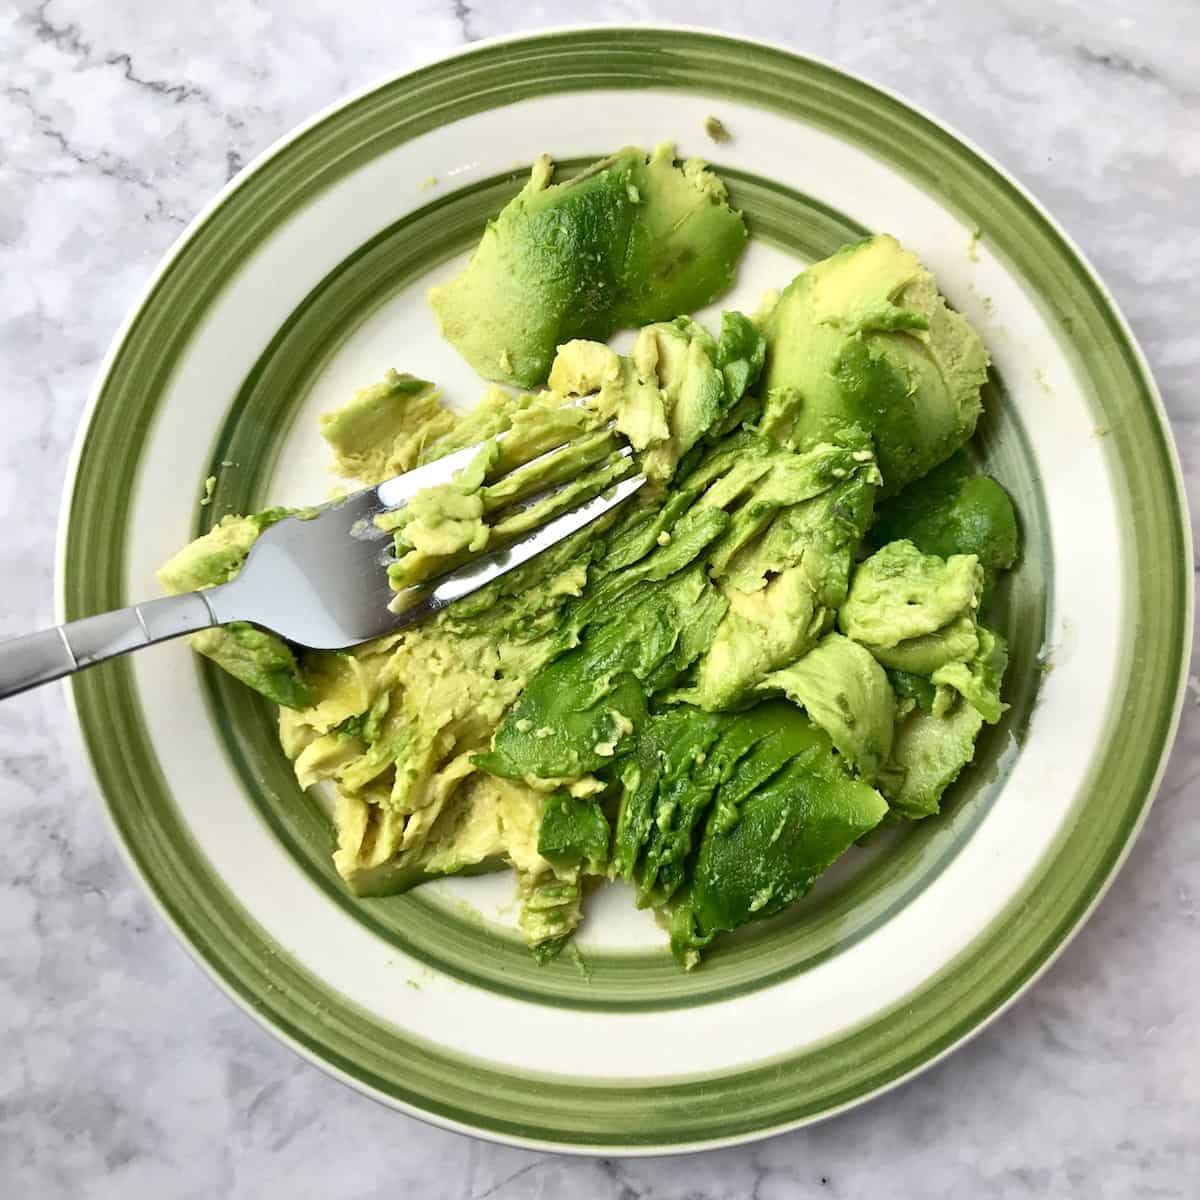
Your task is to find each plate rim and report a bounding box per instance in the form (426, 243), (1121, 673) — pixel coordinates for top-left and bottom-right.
(54, 23), (1194, 1154)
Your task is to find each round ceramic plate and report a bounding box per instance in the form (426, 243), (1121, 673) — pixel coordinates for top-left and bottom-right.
(59, 28), (1191, 1152)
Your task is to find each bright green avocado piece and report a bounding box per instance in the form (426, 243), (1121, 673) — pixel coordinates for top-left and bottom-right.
(610, 706), (722, 885)
(760, 235), (989, 495)
(839, 539), (983, 650)
(537, 792), (611, 873)
(157, 510), (315, 709)
(549, 310), (762, 486)
(518, 871), (583, 963)
(867, 613), (980, 675)
(669, 705), (888, 966)
(888, 668), (937, 713)
(870, 450), (1019, 582)
(157, 510), (288, 594)
(636, 703), (827, 907)
(429, 145), (748, 387)
(760, 632), (896, 782)
(628, 318), (726, 482)
(476, 568), (726, 782)
(713, 311), (767, 415)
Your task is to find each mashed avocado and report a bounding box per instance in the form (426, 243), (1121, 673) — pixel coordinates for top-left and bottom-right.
(163, 169), (1021, 968)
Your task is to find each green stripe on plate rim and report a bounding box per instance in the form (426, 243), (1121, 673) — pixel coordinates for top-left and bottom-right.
(60, 28), (1191, 1149)
(195, 162), (1050, 1011)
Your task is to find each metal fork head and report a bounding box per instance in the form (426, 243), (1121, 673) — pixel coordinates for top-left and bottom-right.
(207, 442), (645, 651)
(209, 488), (401, 648)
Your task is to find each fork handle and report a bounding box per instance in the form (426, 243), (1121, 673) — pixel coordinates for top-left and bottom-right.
(0, 592), (218, 701)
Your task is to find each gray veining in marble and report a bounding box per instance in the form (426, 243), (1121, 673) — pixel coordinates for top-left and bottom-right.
(2, 1), (1197, 1196)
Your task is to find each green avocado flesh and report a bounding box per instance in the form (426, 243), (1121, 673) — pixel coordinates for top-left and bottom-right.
(869, 449), (1019, 594)
(760, 234), (989, 496)
(162, 150), (1019, 968)
(429, 145), (748, 388)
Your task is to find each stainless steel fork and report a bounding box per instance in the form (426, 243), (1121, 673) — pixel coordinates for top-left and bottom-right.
(0, 434), (645, 700)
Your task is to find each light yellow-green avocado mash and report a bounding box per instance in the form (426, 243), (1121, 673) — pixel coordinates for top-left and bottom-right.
(163, 148), (1020, 968)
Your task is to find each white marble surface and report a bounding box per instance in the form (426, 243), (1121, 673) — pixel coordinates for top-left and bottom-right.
(2, 0), (1197, 1195)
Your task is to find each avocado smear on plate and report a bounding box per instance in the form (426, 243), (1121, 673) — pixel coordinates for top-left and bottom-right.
(162, 146), (1020, 968)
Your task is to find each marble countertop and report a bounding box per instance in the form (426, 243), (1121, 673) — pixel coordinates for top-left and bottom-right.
(3, 1), (1197, 1195)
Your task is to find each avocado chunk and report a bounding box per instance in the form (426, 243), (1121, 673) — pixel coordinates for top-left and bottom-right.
(319, 371), (453, 484)
(713, 311), (766, 411)
(624, 708), (727, 906)
(518, 869), (583, 962)
(429, 145), (748, 387)
(157, 509), (288, 593)
(870, 450), (1019, 585)
(760, 235), (989, 495)
(834, 539), (1007, 818)
(621, 702), (829, 909)
(887, 668), (937, 714)
(477, 567), (725, 782)
(537, 792), (612, 873)
(838, 539), (984, 672)
(157, 509), (315, 709)
(875, 627), (1008, 817)
(611, 706), (719, 886)
(187, 625), (314, 709)
(669, 705), (889, 966)
(624, 318), (725, 482)
(760, 632), (896, 782)
(877, 693), (984, 819)
(690, 427), (880, 709)
(546, 310), (764, 486)
(931, 625), (1009, 725)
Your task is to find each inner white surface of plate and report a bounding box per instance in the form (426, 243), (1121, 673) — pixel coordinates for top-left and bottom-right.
(122, 88), (1119, 1079)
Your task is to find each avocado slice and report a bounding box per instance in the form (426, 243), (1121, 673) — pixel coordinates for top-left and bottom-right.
(888, 668), (937, 714)
(690, 428), (881, 710)
(610, 706), (720, 884)
(634, 703), (817, 908)
(760, 235), (989, 495)
(712, 310), (767, 415)
(548, 310), (764, 486)
(931, 625), (1009, 725)
(477, 567), (725, 782)
(157, 510), (287, 593)
(186, 625), (314, 710)
(429, 145), (748, 388)
(874, 626), (1008, 817)
(866, 614), (980, 675)
(518, 870), (583, 963)
(669, 705), (889, 966)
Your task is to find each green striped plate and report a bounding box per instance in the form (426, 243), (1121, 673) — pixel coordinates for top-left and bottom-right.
(58, 28), (1191, 1152)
